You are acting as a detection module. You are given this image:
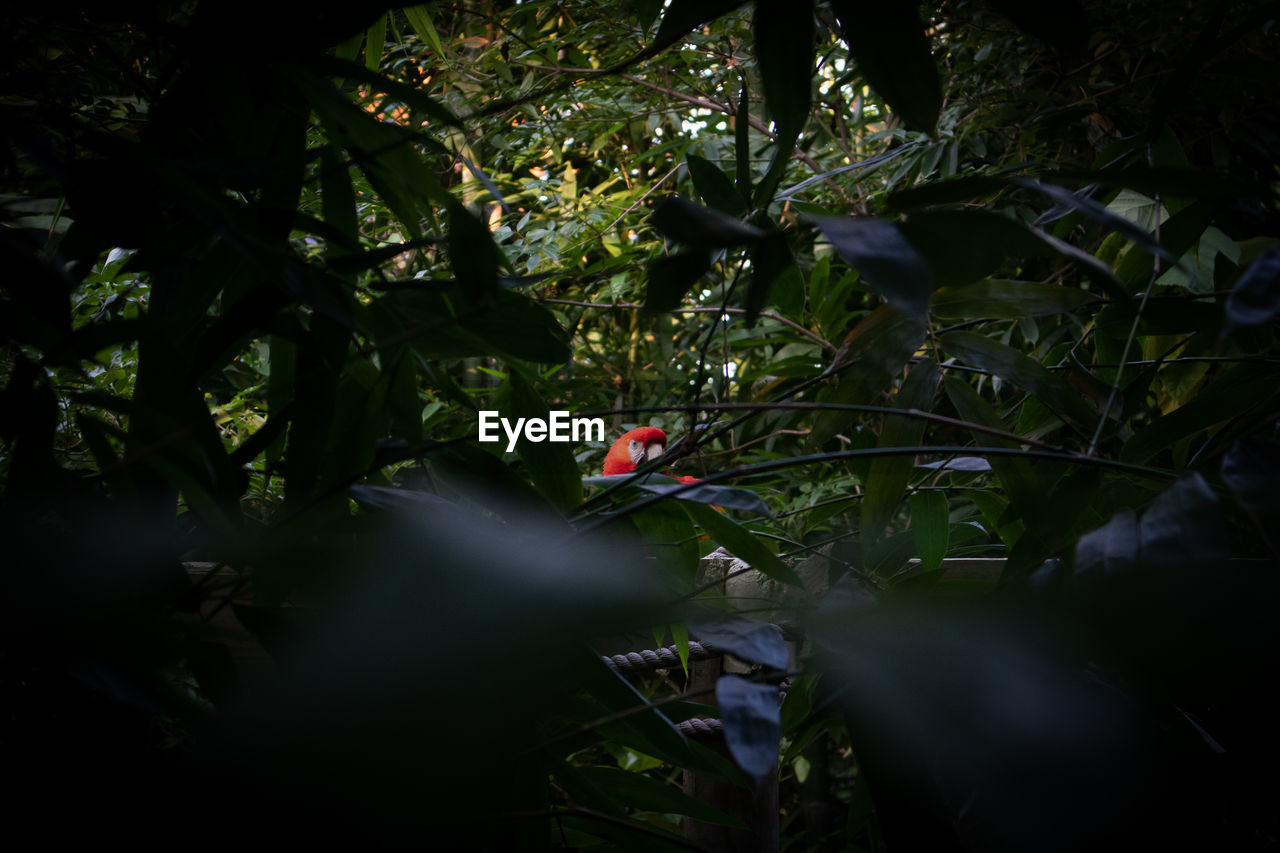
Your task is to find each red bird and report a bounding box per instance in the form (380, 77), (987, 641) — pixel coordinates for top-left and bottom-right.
(603, 426), (698, 483)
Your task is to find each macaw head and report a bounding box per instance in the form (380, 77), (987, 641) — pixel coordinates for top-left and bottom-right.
(602, 426), (669, 476)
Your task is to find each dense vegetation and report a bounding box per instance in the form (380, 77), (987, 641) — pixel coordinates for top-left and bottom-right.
(4, 1), (1279, 848)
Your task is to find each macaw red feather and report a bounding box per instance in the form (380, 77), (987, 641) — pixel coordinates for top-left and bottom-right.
(602, 427), (699, 482)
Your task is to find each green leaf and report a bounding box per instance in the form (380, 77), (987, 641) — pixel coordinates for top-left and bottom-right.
(364, 13), (386, 71)
(404, 5), (446, 57)
(910, 490), (948, 572)
(751, 0), (814, 204)
(448, 203), (502, 297)
(886, 175), (1010, 210)
(680, 501), (802, 585)
(809, 217), (936, 321)
(502, 369), (583, 511)
(944, 375), (1040, 512)
(862, 359), (939, 546)
(649, 195), (765, 247)
(831, 0), (941, 133)
(645, 249), (713, 312)
(630, 500), (700, 574)
(652, 0), (749, 52)
(938, 331), (1098, 431)
(686, 154), (747, 216)
(745, 226), (802, 323)
(899, 210), (1056, 287)
(931, 279), (1095, 320)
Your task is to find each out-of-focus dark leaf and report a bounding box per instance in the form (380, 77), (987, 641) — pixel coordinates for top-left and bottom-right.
(910, 490), (948, 572)
(652, 0), (749, 52)
(886, 175), (1011, 210)
(982, 0), (1089, 49)
(809, 217), (936, 321)
(1074, 508), (1139, 581)
(690, 617), (789, 670)
(745, 227), (802, 323)
(831, 0), (941, 133)
(751, 0), (814, 204)
(810, 601), (1154, 852)
(753, 0), (812, 145)
(645, 249), (713, 312)
(716, 675), (782, 784)
(1222, 247), (1280, 336)
(900, 210), (1055, 287)
(1139, 473), (1226, 569)
(649, 196), (765, 247)
(569, 765), (746, 827)
(931, 279), (1094, 319)
(681, 501), (801, 585)
(636, 476), (772, 515)
(448, 202), (501, 297)
(686, 154), (747, 216)
(1221, 438), (1280, 536)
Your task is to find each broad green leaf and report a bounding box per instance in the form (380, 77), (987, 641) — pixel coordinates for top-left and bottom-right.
(886, 175), (1010, 210)
(809, 217), (936, 321)
(629, 500), (700, 574)
(680, 501), (802, 585)
(686, 153), (746, 216)
(645, 249), (713, 312)
(364, 13), (386, 71)
(649, 195), (765, 247)
(448, 202), (502, 297)
(831, 0), (941, 133)
(404, 6), (446, 57)
(745, 226), (802, 323)
(751, 0), (814, 204)
(900, 210), (1056, 287)
(861, 359), (939, 547)
(635, 478), (772, 515)
(931, 279), (1094, 319)
(910, 490), (948, 572)
(652, 0), (749, 52)
(502, 369), (583, 511)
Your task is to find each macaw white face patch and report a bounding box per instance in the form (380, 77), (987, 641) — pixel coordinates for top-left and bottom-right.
(628, 439), (664, 466)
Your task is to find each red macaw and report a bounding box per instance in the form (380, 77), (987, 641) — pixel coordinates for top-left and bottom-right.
(603, 426), (699, 483)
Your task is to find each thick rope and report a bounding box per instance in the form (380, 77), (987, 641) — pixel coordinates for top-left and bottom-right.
(601, 640), (726, 674)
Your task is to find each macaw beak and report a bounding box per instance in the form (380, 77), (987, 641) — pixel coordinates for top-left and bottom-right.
(645, 442), (665, 462)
